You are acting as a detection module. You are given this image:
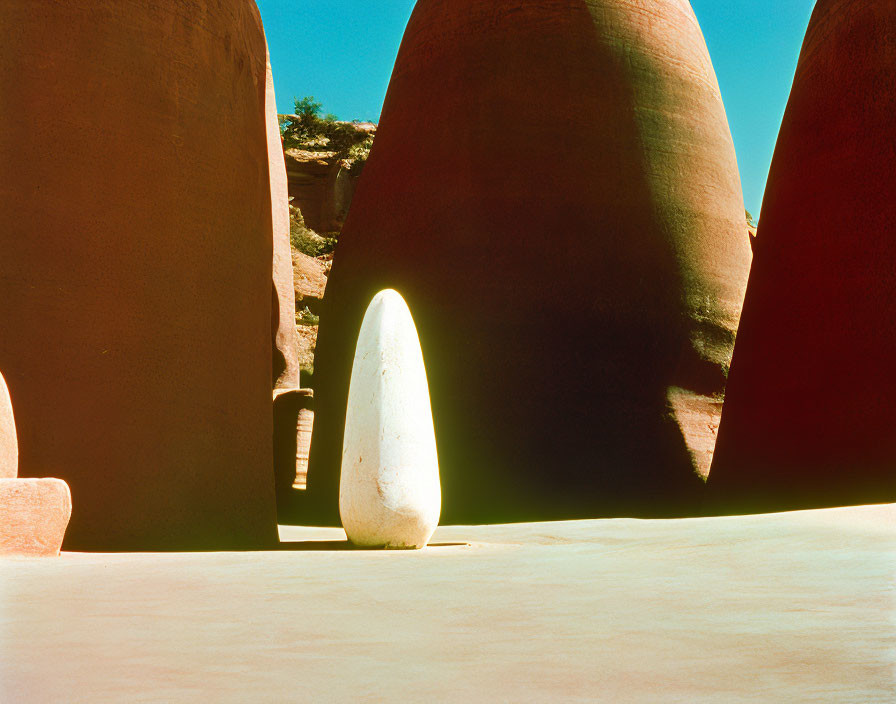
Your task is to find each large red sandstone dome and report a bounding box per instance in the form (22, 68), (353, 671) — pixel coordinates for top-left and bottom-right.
(707, 0), (896, 512)
(0, 0), (280, 549)
(302, 0), (752, 524)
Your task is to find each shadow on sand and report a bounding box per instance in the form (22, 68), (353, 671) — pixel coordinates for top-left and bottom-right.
(274, 541), (469, 552)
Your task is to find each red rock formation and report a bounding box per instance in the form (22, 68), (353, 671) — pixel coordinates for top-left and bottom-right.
(267, 54), (301, 392)
(0, 0), (278, 549)
(293, 251), (329, 310)
(284, 121), (375, 233)
(707, 0), (896, 512)
(303, 0), (751, 524)
(0, 371), (16, 479)
(292, 250), (328, 372)
(0, 371), (72, 557)
(0, 479), (72, 557)
(266, 46), (313, 514)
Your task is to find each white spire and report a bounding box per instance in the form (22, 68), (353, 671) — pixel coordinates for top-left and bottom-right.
(339, 289), (441, 549)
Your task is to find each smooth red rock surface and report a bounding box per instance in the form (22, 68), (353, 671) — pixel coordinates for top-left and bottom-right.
(0, 372), (16, 479)
(266, 47), (306, 502)
(707, 0), (896, 513)
(267, 53), (301, 392)
(304, 0), (751, 524)
(0, 478), (71, 557)
(0, 1), (278, 550)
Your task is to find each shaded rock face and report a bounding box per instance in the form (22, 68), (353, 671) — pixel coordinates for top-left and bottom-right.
(707, 0), (896, 513)
(304, 0), (751, 525)
(284, 150), (343, 234)
(283, 121), (375, 233)
(0, 0), (278, 550)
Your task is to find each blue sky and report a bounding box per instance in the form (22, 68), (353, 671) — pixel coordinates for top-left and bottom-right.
(258, 0), (816, 217)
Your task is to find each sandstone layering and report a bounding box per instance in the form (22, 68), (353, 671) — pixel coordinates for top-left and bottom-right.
(0, 0), (278, 550)
(707, 0), (896, 513)
(305, 0), (751, 524)
(284, 128), (373, 235)
(339, 291), (441, 548)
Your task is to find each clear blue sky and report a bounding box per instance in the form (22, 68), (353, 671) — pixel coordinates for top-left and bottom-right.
(257, 0), (816, 218)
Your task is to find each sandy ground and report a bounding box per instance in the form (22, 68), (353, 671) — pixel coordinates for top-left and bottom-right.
(2, 504), (894, 702)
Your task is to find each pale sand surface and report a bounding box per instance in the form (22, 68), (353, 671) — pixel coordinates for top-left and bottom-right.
(2, 505), (894, 702)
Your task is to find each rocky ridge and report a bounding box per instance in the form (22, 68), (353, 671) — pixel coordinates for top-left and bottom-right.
(282, 119), (375, 378)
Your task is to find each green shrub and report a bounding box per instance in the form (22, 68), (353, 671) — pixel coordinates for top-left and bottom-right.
(289, 203), (337, 257)
(280, 97), (370, 260)
(280, 96), (373, 163)
(296, 306), (319, 326)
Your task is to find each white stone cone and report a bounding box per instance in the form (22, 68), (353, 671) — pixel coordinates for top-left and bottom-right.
(339, 289), (441, 548)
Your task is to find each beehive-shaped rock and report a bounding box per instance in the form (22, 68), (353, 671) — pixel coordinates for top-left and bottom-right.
(0, 0), (278, 549)
(707, 0), (896, 513)
(304, 0), (751, 524)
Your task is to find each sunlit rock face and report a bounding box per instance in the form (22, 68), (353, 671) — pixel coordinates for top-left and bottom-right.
(0, 0), (278, 549)
(0, 372), (16, 479)
(707, 0), (896, 513)
(0, 371), (72, 557)
(0, 478), (72, 557)
(267, 53), (301, 393)
(305, 0), (750, 524)
(266, 46), (310, 513)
